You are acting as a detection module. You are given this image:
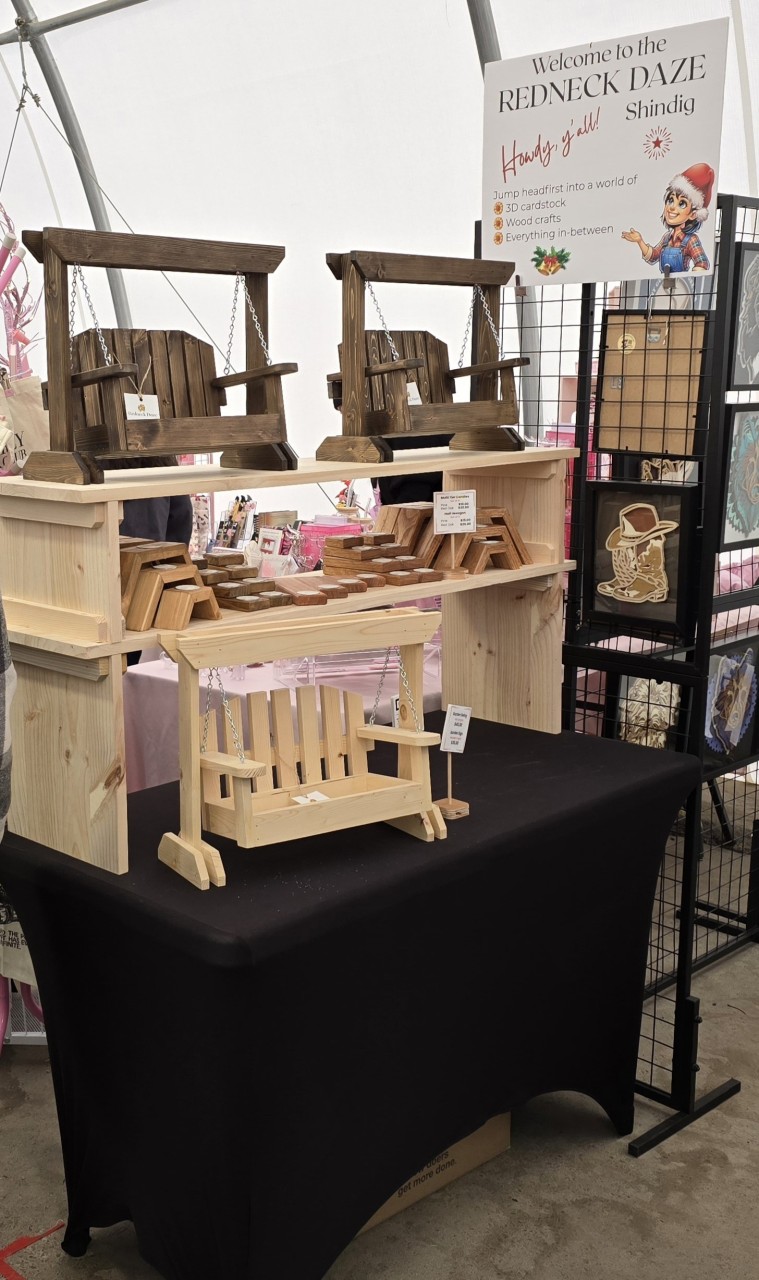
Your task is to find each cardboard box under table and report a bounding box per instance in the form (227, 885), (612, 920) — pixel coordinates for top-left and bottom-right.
(0, 718), (698, 1280)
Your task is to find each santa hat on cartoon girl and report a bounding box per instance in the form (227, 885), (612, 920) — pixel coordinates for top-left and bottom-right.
(668, 163), (715, 222)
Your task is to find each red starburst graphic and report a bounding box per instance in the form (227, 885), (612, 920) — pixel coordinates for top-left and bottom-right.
(644, 126), (672, 159)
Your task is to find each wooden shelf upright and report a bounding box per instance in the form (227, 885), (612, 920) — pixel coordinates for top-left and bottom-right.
(0, 446), (576, 875)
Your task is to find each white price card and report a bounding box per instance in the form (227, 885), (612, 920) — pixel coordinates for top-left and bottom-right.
(433, 490), (477, 535)
(441, 704), (472, 754)
(124, 393), (160, 421)
(406, 380), (423, 405)
(391, 695), (401, 727)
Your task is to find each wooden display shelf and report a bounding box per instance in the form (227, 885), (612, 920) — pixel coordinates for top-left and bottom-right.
(0, 447), (576, 505)
(0, 445), (577, 874)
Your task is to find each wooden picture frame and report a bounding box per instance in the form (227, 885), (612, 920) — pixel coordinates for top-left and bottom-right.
(730, 242), (759, 392)
(595, 309), (710, 458)
(703, 634), (759, 769)
(720, 404), (759, 550)
(584, 480), (698, 638)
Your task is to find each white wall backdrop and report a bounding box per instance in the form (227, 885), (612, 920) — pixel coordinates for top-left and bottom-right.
(0, 0), (756, 514)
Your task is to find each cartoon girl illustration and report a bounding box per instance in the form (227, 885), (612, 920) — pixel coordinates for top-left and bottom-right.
(622, 163), (714, 274)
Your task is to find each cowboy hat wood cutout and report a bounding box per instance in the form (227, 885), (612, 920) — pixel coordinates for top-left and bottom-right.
(597, 502), (679, 606)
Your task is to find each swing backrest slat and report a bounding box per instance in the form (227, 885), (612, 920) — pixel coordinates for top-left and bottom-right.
(71, 328), (226, 429)
(336, 330), (455, 416)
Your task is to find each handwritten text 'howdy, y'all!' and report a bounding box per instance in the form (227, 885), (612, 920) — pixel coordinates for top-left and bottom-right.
(501, 109), (600, 182)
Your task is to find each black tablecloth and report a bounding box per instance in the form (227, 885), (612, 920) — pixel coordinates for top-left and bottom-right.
(0, 716), (699, 1280)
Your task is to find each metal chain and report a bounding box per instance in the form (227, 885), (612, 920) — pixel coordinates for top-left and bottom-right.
(369, 646), (394, 726)
(72, 264), (113, 367)
(368, 647), (421, 732)
(223, 274), (241, 375)
(457, 285), (503, 368)
(200, 667), (246, 763)
(366, 281), (400, 361)
(242, 276), (273, 366)
(68, 266), (78, 368)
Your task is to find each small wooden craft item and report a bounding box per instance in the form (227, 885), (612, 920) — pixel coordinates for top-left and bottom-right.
(480, 507), (532, 564)
(198, 568), (229, 586)
(222, 595), (272, 612)
(155, 584), (221, 629)
(237, 579), (279, 596)
(355, 572), (386, 588)
(224, 564), (261, 580)
(22, 226), (298, 483)
(205, 550), (246, 566)
(263, 591), (293, 607)
(126, 563), (203, 632)
(274, 579), (328, 606)
(213, 581), (251, 599)
(158, 608), (446, 889)
(386, 571), (420, 586)
(317, 250), (529, 462)
(120, 541), (199, 615)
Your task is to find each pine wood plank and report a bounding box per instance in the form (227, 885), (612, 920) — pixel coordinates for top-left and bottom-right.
(343, 690), (369, 776)
(271, 687), (299, 787)
(320, 683), (346, 779)
(247, 690), (274, 791)
(296, 685), (323, 785)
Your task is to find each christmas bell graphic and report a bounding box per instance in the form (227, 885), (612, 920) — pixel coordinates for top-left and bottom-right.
(597, 502), (678, 606)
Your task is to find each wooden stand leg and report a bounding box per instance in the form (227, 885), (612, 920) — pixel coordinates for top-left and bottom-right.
(220, 443), (298, 471)
(22, 450), (103, 484)
(437, 753), (469, 820)
(316, 435), (393, 464)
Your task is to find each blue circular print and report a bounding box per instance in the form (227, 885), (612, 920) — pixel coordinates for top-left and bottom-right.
(726, 412), (759, 538)
(705, 649), (758, 756)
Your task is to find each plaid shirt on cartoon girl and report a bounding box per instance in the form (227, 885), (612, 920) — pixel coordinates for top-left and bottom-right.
(622, 163), (714, 275)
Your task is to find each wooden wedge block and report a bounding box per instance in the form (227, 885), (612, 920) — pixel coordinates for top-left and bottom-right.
(205, 549), (245, 566)
(414, 567), (445, 584)
(433, 534), (474, 573)
(461, 538), (503, 575)
(360, 531), (396, 546)
(154, 585), (197, 629)
(322, 535), (364, 551)
(224, 564), (260, 580)
(120, 541), (195, 615)
(198, 568), (229, 586)
(125, 568), (165, 632)
(190, 586), (222, 620)
(213, 581), (250, 599)
(222, 595), (272, 612)
(355, 572), (387, 588)
(392, 503), (434, 552)
(372, 506), (400, 534)
(386, 570), (420, 586)
(480, 507), (532, 564)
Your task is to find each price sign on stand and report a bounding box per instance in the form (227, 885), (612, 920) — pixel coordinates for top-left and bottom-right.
(434, 491), (477, 573)
(437, 704), (472, 820)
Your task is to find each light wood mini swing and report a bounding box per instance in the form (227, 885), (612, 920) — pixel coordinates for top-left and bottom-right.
(159, 609), (446, 889)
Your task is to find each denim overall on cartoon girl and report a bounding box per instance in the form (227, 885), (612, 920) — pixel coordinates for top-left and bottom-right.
(659, 232), (696, 275)
(621, 164), (714, 276)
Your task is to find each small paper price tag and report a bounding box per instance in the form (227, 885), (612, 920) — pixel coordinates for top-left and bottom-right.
(433, 490), (477, 535)
(441, 704), (472, 754)
(391, 695), (401, 727)
(124, 393), (160, 421)
(406, 380), (422, 405)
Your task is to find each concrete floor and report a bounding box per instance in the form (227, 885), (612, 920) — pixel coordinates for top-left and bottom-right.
(1, 949), (757, 1280)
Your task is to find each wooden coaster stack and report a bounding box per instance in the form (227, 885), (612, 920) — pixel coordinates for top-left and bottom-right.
(365, 501), (533, 577)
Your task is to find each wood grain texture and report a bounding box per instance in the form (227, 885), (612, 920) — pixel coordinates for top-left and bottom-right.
(25, 227), (286, 275)
(341, 256), (366, 437)
(326, 250), (514, 287)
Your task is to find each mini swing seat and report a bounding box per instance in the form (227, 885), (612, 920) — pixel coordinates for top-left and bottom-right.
(21, 227), (299, 482)
(317, 250), (529, 463)
(158, 608), (446, 890)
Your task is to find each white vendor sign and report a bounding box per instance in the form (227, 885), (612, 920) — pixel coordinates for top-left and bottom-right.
(482, 19), (728, 285)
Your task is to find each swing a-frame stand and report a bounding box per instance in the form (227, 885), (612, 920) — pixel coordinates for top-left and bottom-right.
(318, 250), (528, 464)
(158, 608), (446, 890)
(21, 227), (299, 483)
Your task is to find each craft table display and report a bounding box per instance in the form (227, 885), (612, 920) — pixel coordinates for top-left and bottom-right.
(0, 718), (698, 1280)
(123, 654), (443, 793)
(0, 447), (574, 875)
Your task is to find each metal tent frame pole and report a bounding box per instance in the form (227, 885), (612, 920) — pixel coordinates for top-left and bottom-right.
(6, 0), (147, 326)
(466, 0), (542, 440)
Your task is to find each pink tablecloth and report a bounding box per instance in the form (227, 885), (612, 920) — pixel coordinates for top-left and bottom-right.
(124, 656), (443, 793)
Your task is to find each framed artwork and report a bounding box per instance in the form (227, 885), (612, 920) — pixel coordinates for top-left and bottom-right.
(703, 635), (759, 769)
(596, 309), (710, 458)
(721, 405), (759, 549)
(584, 480), (698, 637)
(730, 243), (759, 391)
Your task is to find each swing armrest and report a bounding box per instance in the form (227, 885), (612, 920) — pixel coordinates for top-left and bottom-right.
(366, 358), (423, 378)
(356, 726), (441, 747)
(70, 363), (139, 388)
(199, 751), (268, 779)
(212, 363), (298, 389)
(450, 357), (530, 378)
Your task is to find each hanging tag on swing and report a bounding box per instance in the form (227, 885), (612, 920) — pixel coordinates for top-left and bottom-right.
(406, 380), (422, 405)
(124, 393), (160, 420)
(391, 695), (401, 727)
